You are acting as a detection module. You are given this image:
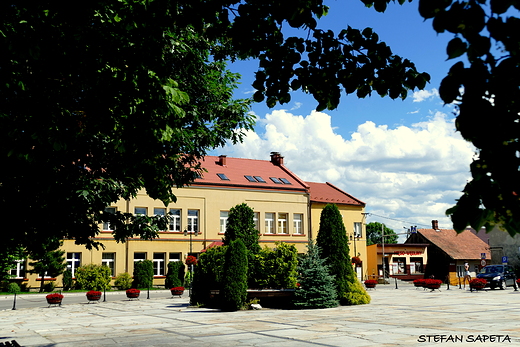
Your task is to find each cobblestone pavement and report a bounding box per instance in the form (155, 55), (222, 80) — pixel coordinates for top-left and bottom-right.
(1, 282), (519, 346)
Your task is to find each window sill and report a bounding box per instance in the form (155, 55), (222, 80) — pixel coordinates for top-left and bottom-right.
(154, 276), (166, 279)
(36, 278), (57, 281)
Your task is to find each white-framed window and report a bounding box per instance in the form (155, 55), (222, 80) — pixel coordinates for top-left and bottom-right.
(103, 207), (116, 231)
(169, 209), (181, 232)
(254, 212), (260, 232)
(134, 207), (147, 216)
(154, 207), (166, 231)
(102, 253), (115, 277)
(169, 252), (181, 262)
(220, 211), (229, 233)
(66, 252), (81, 277)
(278, 213), (288, 234)
(293, 213), (303, 234)
(10, 259), (25, 278)
(187, 210), (199, 232)
(265, 213), (275, 234)
(134, 252), (146, 265)
(153, 253), (165, 276)
(354, 222), (362, 238)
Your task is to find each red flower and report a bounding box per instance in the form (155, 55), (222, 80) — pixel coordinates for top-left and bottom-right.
(185, 255), (198, 266)
(46, 293), (64, 300)
(170, 287), (185, 291)
(86, 290), (102, 296)
(364, 280), (378, 285)
(126, 288), (140, 294)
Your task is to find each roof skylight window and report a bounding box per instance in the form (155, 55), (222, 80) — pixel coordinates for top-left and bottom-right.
(245, 175), (256, 182)
(270, 177), (282, 184)
(253, 176), (266, 183)
(280, 178), (291, 184)
(217, 173), (230, 180)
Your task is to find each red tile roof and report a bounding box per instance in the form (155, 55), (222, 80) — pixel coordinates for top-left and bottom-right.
(415, 228), (490, 260)
(306, 182), (365, 206)
(192, 155), (309, 192)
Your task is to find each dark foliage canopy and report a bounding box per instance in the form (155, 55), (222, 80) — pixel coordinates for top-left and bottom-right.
(1, 1), (429, 255)
(362, 0), (520, 236)
(221, 238), (248, 311)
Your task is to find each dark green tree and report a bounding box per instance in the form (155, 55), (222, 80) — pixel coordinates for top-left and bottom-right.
(362, 1), (520, 236)
(0, 1), (428, 254)
(27, 240), (67, 293)
(221, 239), (248, 312)
(252, 242), (298, 289)
(316, 204), (357, 304)
(366, 222), (398, 245)
(223, 203), (260, 254)
(132, 260), (154, 289)
(293, 240), (338, 309)
(165, 261), (185, 289)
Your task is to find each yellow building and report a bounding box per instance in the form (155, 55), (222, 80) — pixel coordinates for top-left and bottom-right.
(13, 153), (368, 289)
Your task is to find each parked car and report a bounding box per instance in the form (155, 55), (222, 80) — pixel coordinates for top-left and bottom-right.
(476, 265), (517, 290)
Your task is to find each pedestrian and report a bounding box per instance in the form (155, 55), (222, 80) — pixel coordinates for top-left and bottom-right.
(464, 261), (471, 288)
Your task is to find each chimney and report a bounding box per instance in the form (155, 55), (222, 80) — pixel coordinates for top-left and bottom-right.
(218, 155), (227, 166)
(432, 220), (439, 231)
(270, 152), (284, 166)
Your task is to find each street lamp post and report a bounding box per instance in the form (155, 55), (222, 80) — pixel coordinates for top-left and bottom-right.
(184, 229), (199, 300)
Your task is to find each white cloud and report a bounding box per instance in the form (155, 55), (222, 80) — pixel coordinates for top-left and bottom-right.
(221, 109), (475, 236)
(413, 88), (439, 103)
(290, 102), (302, 110)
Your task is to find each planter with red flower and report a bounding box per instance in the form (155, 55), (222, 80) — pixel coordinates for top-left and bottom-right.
(86, 290), (102, 303)
(46, 293), (64, 306)
(352, 256), (362, 267)
(470, 278), (487, 291)
(126, 288), (140, 299)
(170, 287), (185, 297)
(364, 280), (377, 289)
(185, 255), (198, 266)
(424, 279), (442, 291)
(413, 279), (426, 288)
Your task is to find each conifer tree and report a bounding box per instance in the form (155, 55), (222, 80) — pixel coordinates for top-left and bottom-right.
(293, 240), (338, 309)
(221, 239), (248, 311)
(316, 204), (357, 304)
(223, 203), (260, 254)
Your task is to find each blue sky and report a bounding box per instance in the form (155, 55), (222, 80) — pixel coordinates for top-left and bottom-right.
(214, 1), (476, 239)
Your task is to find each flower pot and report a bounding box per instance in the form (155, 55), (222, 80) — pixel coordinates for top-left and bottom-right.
(46, 298), (62, 306)
(365, 284), (376, 289)
(87, 294), (102, 302)
(126, 292), (140, 299)
(470, 285), (486, 291)
(170, 290), (184, 296)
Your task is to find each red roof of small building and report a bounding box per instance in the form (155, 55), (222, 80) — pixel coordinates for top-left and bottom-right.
(192, 155), (309, 192)
(412, 228), (490, 260)
(306, 182), (365, 206)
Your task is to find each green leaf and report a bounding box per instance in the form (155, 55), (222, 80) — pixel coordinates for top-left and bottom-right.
(446, 37), (467, 59)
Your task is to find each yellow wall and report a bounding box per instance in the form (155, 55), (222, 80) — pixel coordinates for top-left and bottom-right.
(310, 202), (368, 278)
(18, 187), (369, 290)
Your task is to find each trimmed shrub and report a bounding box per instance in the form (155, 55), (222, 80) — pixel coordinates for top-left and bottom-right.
(133, 260), (153, 288)
(75, 264), (112, 291)
(343, 279), (371, 305)
(191, 245), (227, 307)
(43, 281), (55, 292)
(252, 242), (298, 289)
(221, 239), (248, 311)
(114, 272), (133, 290)
(293, 240), (338, 309)
(7, 282), (21, 294)
(62, 269), (73, 290)
(165, 261), (185, 289)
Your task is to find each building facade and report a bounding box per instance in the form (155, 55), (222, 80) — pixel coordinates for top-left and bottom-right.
(12, 153), (367, 289)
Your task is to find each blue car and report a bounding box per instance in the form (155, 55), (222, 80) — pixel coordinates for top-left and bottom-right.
(476, 265), (517, 290)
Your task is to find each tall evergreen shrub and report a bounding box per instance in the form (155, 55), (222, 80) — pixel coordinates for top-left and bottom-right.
(252, 242), (298, 289)
(293, 240), (338, 309)
(133, 260), (154, 288)
(221, 239), (248, 311)
(316, 204), (357, 304)
(165, 261), (185, 289)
